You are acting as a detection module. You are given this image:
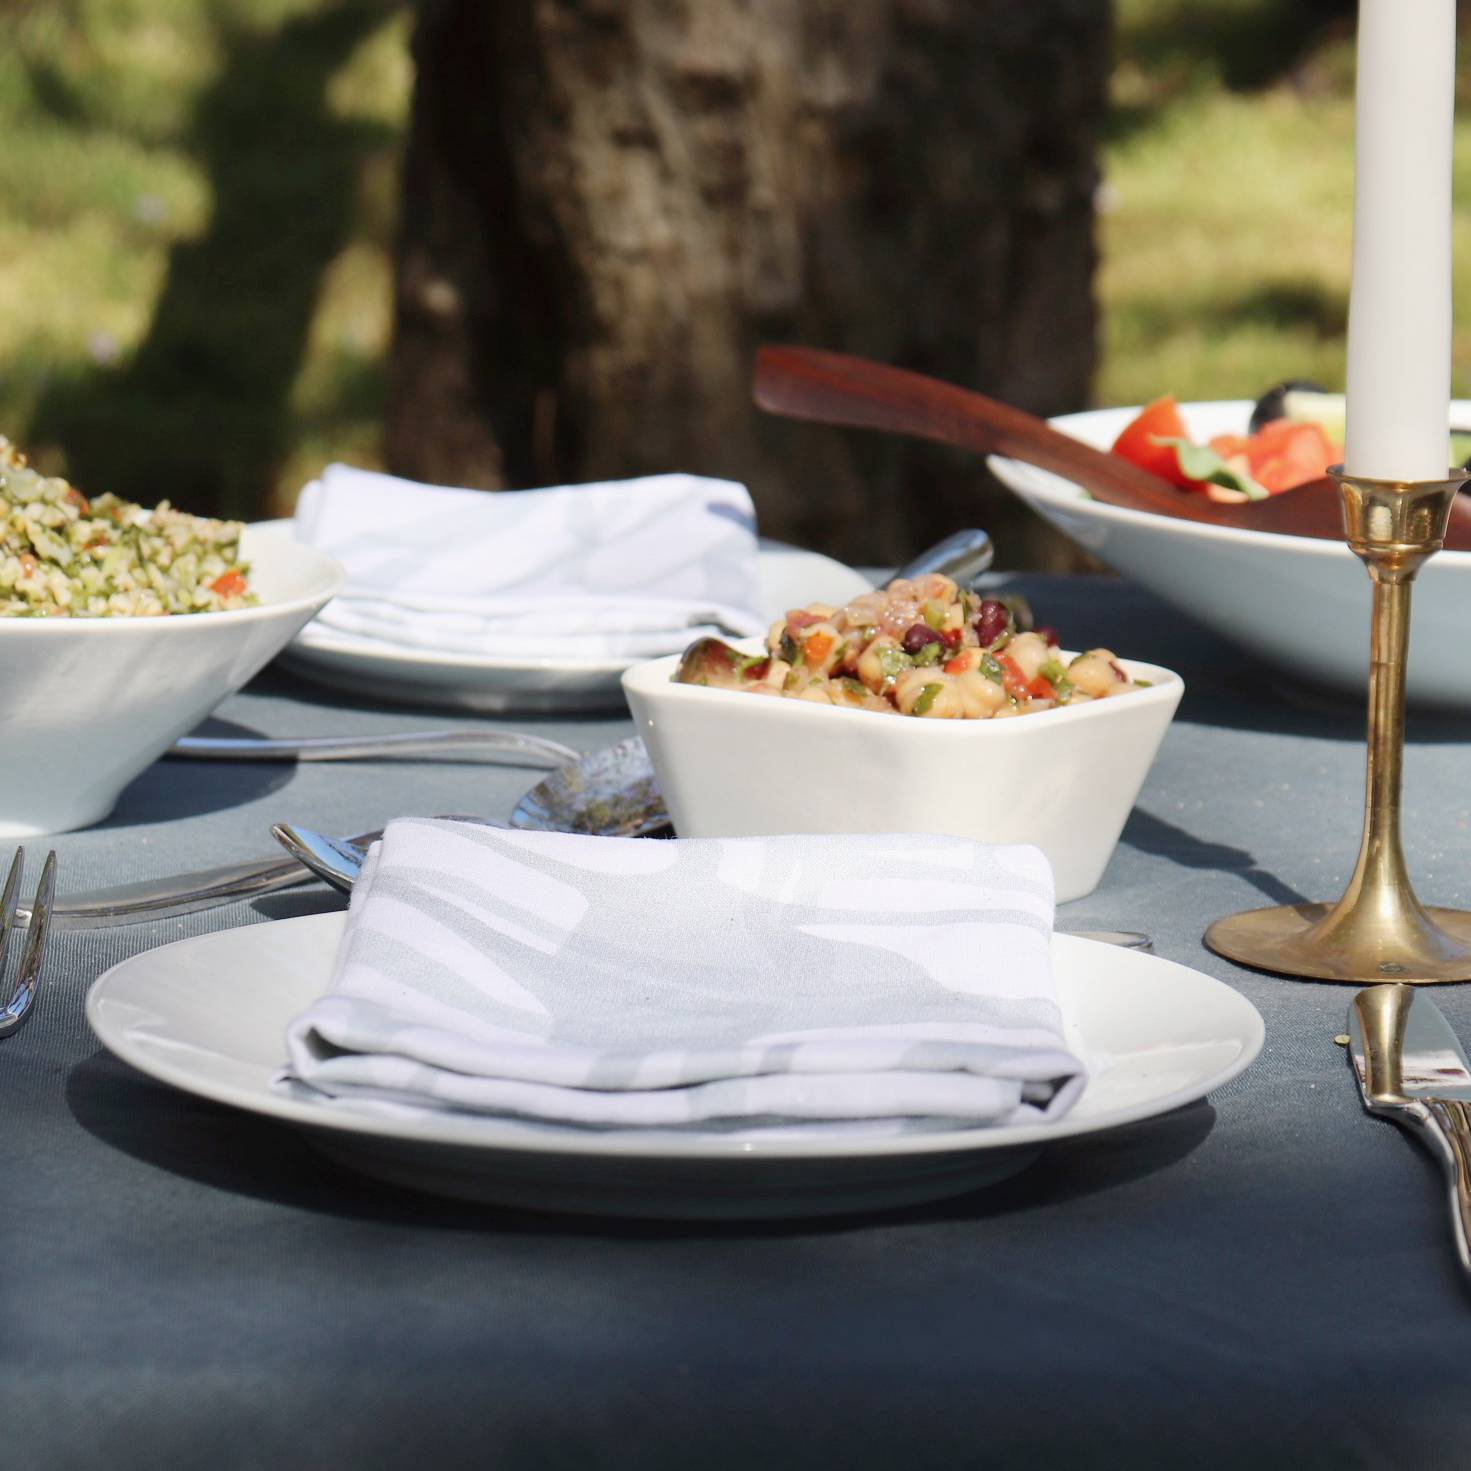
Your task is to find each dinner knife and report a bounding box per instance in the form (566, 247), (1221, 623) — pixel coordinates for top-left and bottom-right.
(1348, 984), (1471, 1281)
(168, 729), (580, 767)
(21, 831), (383, 930)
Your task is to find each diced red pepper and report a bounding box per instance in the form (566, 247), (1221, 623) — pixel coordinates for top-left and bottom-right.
(803, 632), (834, 664)
(209, 570), (248, 598)
(994, 652), (1052, 701)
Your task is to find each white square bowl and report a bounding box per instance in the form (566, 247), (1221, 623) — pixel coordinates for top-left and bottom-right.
(622, 645), (1183, 901)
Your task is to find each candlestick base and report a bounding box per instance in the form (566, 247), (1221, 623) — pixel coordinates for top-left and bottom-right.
(1204, 903), (1471, 985)
(1204, 467), (1471, 983)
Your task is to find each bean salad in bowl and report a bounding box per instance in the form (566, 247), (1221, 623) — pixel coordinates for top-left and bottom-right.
(676, 572), (1144, 718)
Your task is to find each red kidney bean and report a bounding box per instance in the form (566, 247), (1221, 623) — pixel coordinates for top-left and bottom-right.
(901, 623), (942, 653)
(1034, 624), (1058, 647)
(974, 599), (1010, 647)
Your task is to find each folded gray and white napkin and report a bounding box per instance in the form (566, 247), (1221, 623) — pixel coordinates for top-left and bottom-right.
(293, 465), (765, 659)
(279, 819), (1087, 1139)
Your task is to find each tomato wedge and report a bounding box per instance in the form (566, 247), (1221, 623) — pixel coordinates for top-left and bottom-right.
(1242, 419), (1337, 494)
(1110, 396), (1198, 489)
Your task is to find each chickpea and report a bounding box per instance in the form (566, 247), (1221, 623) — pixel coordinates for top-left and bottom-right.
(761, 658), (792, 691)
(794, 683), (836, 703)
(893, 668), (962, 717)
(830, 679), (897, 713)
(954, 669), (1006, 718)
(1006, 630), (1050, 681)
(1068, 649), (1127, 698)
(856, 633), (905, 694)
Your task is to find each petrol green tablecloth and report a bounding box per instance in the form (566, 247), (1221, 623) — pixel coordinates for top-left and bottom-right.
(6, 575), (1471, 1471)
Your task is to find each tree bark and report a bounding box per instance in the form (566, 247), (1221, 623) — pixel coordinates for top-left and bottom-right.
(388, 0), (1109, 569)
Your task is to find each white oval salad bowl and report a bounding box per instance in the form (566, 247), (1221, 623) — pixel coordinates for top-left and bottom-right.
(988, 399), (1471, 708)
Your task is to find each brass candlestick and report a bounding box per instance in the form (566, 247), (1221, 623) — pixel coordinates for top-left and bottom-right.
(1205, 465), (1471, 984)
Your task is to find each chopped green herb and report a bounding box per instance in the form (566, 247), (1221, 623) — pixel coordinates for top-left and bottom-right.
(1040, 660), (1075, 698)
(979, 652), (1005, 683)
(876, 645), (913, 678)
(911, 683), (943, 715)
(914, 640), (943, 667)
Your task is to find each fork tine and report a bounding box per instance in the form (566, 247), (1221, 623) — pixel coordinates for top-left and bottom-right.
(1, 850), (53, 1037)
(0, 846), (24, 983)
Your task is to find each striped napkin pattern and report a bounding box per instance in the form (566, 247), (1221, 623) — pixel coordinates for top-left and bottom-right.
(293, 466), (765, 658)
(280, 820), (1086, 1139)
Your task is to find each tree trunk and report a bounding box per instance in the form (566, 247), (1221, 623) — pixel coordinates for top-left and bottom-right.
(388, 0), (1109, 570)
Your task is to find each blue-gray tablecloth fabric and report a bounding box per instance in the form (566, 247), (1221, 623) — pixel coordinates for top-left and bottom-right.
(7, 574), (1471, 1470)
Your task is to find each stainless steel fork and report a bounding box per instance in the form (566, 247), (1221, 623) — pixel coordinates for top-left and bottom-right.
(1, 848), (56, 1036)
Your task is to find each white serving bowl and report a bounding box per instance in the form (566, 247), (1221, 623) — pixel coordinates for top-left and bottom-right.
(0, 526), (344, 836)
(988, 400), (1471, 707)
(622, 646), (1183, 902)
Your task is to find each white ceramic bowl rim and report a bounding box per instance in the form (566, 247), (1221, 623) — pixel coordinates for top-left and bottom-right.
(623, 641), (1184, 731)
(994, 398), (1471, 565)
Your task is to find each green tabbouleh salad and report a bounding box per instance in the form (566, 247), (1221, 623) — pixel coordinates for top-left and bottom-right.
(0, 436), (254, 618)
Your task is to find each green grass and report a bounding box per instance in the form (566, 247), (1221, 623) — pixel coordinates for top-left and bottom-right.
(3, 0), (1470, 523)
(1102, 0), (1471, 410)
(0, 0), (409, 518)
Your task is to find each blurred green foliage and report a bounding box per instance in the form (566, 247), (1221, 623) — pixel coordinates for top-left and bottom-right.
(1102, 0), (1471, 411)
(3, 0), (1471, 521)
(0, 0), (409, 517)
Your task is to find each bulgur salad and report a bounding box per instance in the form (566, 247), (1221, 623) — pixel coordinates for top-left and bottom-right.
(675, 572), (1145, 719)
(0, 436), (254, 617)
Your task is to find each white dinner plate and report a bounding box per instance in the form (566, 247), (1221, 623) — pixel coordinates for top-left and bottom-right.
(988, 400), (1471, 707)
(87, 917), (1264, 1220)
(256, 525), (876, 714)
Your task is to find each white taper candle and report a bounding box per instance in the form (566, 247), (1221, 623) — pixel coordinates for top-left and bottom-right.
(1343, 0), (1456, 481)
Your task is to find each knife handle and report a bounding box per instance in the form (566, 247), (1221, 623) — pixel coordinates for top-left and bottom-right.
(1417, 1099), (1471, 1280)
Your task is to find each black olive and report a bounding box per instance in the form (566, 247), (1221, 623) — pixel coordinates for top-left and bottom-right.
(1249, 379), (1329, 434)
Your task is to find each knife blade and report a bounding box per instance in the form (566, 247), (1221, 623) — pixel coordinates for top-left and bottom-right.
(1349, 984), (1471, 1280)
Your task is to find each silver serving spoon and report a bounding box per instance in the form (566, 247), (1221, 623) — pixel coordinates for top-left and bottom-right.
(279, 816), (1150, 951)
(269, 825), (371, 894)
(885, 526), (994, 589)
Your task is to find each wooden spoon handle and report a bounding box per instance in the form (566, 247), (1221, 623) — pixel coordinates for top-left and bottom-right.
(752, 344), (1230, 527)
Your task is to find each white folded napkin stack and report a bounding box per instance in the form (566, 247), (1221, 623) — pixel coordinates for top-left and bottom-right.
(280, 820), (1087, 1139)
(293, 466), (766, 659)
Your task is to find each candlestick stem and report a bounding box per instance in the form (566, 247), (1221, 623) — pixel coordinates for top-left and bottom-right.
(1205, 468), (1471, 983)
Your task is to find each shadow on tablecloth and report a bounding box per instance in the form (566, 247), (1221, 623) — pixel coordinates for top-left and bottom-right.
(66, 1048), (1215, 1241)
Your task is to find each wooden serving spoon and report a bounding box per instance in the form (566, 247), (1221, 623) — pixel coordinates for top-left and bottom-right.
(753, 344), (1471, 552)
